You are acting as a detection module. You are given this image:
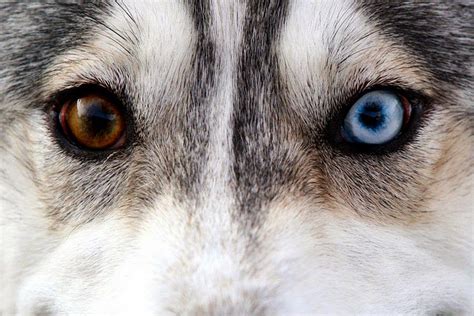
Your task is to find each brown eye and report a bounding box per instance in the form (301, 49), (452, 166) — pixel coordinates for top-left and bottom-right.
(58, 92), (126, 150)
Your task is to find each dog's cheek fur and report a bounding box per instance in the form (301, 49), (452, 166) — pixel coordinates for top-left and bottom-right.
(0, 114), (59, 314)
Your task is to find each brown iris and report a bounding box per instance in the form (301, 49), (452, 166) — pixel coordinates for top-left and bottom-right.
(59, 93), (126, 150)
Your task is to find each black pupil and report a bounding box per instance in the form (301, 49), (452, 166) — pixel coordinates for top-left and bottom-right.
(359, 103), (384, 129)
(81, 103), (116, 136)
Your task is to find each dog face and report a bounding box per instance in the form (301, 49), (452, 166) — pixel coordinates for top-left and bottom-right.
(1, 1), (472, 314)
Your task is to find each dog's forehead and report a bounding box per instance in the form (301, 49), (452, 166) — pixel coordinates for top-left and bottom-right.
(34, 0), (472, 127)
(3, 0), (471, 105)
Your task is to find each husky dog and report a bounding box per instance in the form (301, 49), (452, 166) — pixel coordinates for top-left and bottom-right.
(1, 1), (472, 315)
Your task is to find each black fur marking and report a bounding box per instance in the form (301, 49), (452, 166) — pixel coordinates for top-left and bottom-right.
(358, 0), (473, 87)
(177, 0), (216, 199)
(232, 0), (290, 227)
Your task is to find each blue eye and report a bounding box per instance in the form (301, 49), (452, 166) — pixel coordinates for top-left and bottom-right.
(342, 90), (407, 145)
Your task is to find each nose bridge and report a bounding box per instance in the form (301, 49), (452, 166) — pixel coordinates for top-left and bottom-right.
(196, 0), (292, 238)
(190, 0), (254, 294)
(198, 1), (245, 218)
(229, 0), (292, 228)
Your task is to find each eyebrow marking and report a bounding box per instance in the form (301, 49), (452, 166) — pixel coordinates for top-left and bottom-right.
(277, 0), (435, 124)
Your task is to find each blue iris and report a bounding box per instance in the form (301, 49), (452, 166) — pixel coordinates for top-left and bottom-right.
(342, 90), (404, 145)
